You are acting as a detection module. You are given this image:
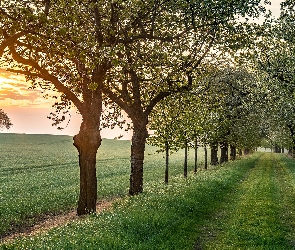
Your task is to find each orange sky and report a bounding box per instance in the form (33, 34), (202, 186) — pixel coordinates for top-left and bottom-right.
(0, 69), (81, 136)
(0, 69), (132, 139)
(0, 1), (281, 137)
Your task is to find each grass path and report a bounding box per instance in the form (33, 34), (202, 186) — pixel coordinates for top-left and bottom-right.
(202, 153), (295, 249)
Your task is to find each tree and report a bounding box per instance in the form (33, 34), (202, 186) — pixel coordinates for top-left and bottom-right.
(148, 95), (184, 184)
(0, 0), (266, 212)
(103, 0), (266, 194)
(0, 109), (12, 130)
(0, 1), (144, 214)
(199, 66), (265, 161)
(148, 77), (216, 180)
(245, 1), (295, 155)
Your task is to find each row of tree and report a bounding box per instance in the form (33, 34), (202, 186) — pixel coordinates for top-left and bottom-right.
(1, 0), (294, 215)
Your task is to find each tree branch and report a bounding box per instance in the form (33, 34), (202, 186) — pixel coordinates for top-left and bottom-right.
(102, 86), (133, 117)
(44, 0), (50, 16)
(144, 90), (171, 116)
(92, 0), (104, 45)
(0, 31), (27, 56)
(8, 45), (84, 113)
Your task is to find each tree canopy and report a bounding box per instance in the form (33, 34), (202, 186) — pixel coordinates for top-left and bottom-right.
(0, 0), (272, 214)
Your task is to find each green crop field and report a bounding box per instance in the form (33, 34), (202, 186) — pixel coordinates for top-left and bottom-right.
(0, 133), (205, 239)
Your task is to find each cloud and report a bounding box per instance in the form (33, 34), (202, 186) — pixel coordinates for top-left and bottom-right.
(0, 70), (57, 108)
(0, 88), (40, 101)
(0, 68), (11, 78)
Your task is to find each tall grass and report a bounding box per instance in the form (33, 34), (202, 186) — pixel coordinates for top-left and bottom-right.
(0, 133), (208, 237)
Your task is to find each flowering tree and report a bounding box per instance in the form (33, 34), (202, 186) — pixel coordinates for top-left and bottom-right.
(249, 0), (295, 154)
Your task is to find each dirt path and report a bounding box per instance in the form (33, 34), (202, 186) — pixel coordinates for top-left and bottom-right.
(1, 199), (116, 244)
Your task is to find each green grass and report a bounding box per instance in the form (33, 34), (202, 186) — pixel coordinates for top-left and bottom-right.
(2, 134), (295, 249)
(1, 152), (257, 249)
(202, 153), (295, 249)
(0, 133), (207, 237)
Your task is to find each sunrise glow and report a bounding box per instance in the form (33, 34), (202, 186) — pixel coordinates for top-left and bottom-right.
(0, 69), (82, 135)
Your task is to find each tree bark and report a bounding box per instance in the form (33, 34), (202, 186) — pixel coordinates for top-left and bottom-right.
(194, 137), (198, 173)
(210, 142), (219, 165)
(73, 118), (101, 215)
(290, 146), (295, 157)
(244, 148), (250, 155)
(165, 140), (169, 184)
(230, 145), (236, 161)
(129, 123), (148, 195)
(204, 146), (208, 170)
(184, 139), (188, 178)
(220, 141), (228, 164)
(274, 144), (281, 153)
(238, 148), (242, 157)
(287, 124), (295, 157)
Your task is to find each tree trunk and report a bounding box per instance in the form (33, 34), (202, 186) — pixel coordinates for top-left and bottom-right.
(204, 146), (208, 170)
(244, 148), (250, 155)
(129, 123), (148, 195)
(73, 119), (101, 215)
(210, 142), (219, 165)
(287, 124), (295, 157)
(230, 145), (236, 161)
(184, 140), (188, 178)
(165, 140), (169, 184)
(290, 147), (293, 156)
(238, 148), (242, 157)
(274, 144), (281, 153)
(194, 137), (198, 173)
(220, 141), (228, 164)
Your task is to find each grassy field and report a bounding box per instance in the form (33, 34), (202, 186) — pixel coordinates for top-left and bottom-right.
(1, 134), (295, 249)
(0, 133), (205, 238)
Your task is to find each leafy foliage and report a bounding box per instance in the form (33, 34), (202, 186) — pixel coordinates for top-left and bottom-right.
(0, 109), (12, 130)
(242, 2), (295, 151)
(149, 66), (266, 155)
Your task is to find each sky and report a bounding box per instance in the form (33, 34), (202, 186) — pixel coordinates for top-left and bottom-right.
(0, 1), (282, 138)
(0, 67), (132, 138)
